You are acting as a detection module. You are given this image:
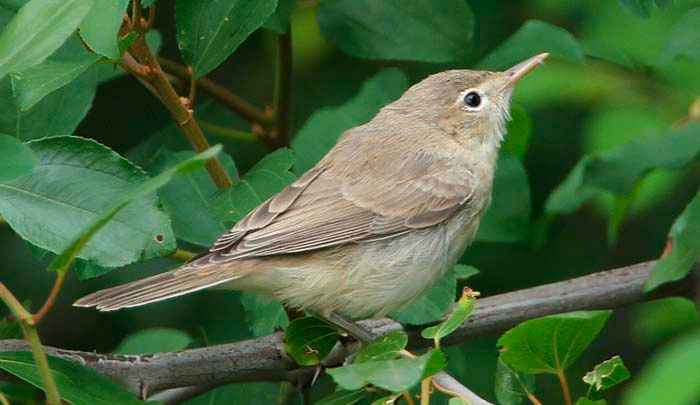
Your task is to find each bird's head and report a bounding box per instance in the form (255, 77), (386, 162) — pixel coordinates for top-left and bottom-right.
(387, 53), (549, 146)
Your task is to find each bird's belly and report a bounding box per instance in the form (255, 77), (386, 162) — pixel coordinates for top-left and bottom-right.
(239, 209), (480, 319)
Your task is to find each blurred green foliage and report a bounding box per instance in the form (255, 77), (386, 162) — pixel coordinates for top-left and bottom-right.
(0, 0), (699, 404)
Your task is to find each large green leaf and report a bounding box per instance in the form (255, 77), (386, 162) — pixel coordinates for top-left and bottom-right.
(495, 355), (536, 405)
(78, 0), (129, 59)
(646, 192), (700, 291)
(11, 36), (101, 111)
(0, 70), (98, 141)
(498, 310), (611, 374)
(317, 0), (474, 62)
(48, 145), (220, 277)
(292, 68), (409, 174)
(153, 150), (238, 247)
(0, 352), (144, 405)
(0, 136), (176, 269)
(477, 153), (531, 243)
(546, 123), (700, 216)
(175, 0), (277, 79)
(391, 265), (479, 325)
(632, 297), (700, 347)
(240, 293), (289, 337)
(660, 8), (700, 65)
(623, 329), (700, 405)
(0, 134), (36, 181)
(479, 20), (584, 71)
(211, 148), (296, 224)
(115, 328), (193, 354)
(327, 349), (446, 393)
(0, 0), (93, 80)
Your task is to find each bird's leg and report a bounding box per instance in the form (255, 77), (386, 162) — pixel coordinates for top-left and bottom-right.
(321, 312), (377, 343)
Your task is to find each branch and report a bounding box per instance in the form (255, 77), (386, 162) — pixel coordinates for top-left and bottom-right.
(122, 14), (232, 189)
(0, 261), (694, 399)
(158, 57), (273, 128)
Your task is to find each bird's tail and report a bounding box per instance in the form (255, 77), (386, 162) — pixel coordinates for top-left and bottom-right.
(73, 257), (248, 312)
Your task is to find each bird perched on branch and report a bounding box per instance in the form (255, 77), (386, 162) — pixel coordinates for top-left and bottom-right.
(76, 53), (548, 334)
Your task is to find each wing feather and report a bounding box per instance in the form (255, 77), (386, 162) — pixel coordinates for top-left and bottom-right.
(210, 129), (476, 260)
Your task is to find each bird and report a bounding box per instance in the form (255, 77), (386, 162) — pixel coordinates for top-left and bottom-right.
(75, 53), (548, 330)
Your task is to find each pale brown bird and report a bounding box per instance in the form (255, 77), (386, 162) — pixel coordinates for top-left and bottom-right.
(75, 53), (548, 331)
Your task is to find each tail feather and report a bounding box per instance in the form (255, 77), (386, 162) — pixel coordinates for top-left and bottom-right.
(74, 261), (244, 311)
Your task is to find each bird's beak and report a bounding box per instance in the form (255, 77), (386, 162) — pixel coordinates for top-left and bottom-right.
(504, 53), (549, 87)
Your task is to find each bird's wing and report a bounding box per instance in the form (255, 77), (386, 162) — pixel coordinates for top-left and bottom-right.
(206, 132), (476, 262)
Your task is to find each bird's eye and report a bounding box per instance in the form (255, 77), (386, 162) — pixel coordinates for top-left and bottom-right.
(463, 91), (481, 109)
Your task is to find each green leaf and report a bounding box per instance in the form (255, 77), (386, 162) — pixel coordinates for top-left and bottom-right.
(479, 20), (584, 71)
(0, 0), (94, 80)
(582, 355), (630, 392)
(175, 0), (278, 79)
(240, 293), (289, 337)
(211, 148), (296, 224)
(183, 382), (288, 405)
(502, 105), (533, 159)
(495, 355), (536, 405)
(0, 69), (98, 141)
(153, 150), (238, 247)
(632, 297), (700, 347)
(114, 328), (193, 354)
(421, 289), (477, 345)
(497, 310), (611, 374)
(622, 329), (700, 405)
(619, 0), (671, 18)
(477, 153), (531, 243)
(449, 398), (471, 405)
(0, 134), (36, 181)
(327, 349), (446, 392)
(317, 0), (474, 63)
(316, 389), (372, 405)
(292, 68), (409, 174)
(660, 8), (700, 65)
(0, 352), (144, 405)
(78, 0), (130, 59)
(11, 36), (101, 111)
(392, 265), (479, 325)
(284, 316), (339, 366)
(0, 136), (179, 271)
(355, 331), (407, 363)
(576, 398), (607, 405)
(263, 0), (295, 34)
(546, 123), (700, 217)
(49, 145), (220, 276)
(646, 192), (700, 291)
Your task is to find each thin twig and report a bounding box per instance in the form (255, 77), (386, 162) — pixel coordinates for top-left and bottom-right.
(557, 370), (573, 405)
(272, 31), (293, 147)
(124, 11), (232, 189)
(0, 261), (695, 398)
(419, 378), (431, 405)
(199, 121), (258, 142)
(32, 271), (67, 323)
(158, 57), (273, 128)
(0, 284), (60, 405)
(402, 391), (416, 405)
